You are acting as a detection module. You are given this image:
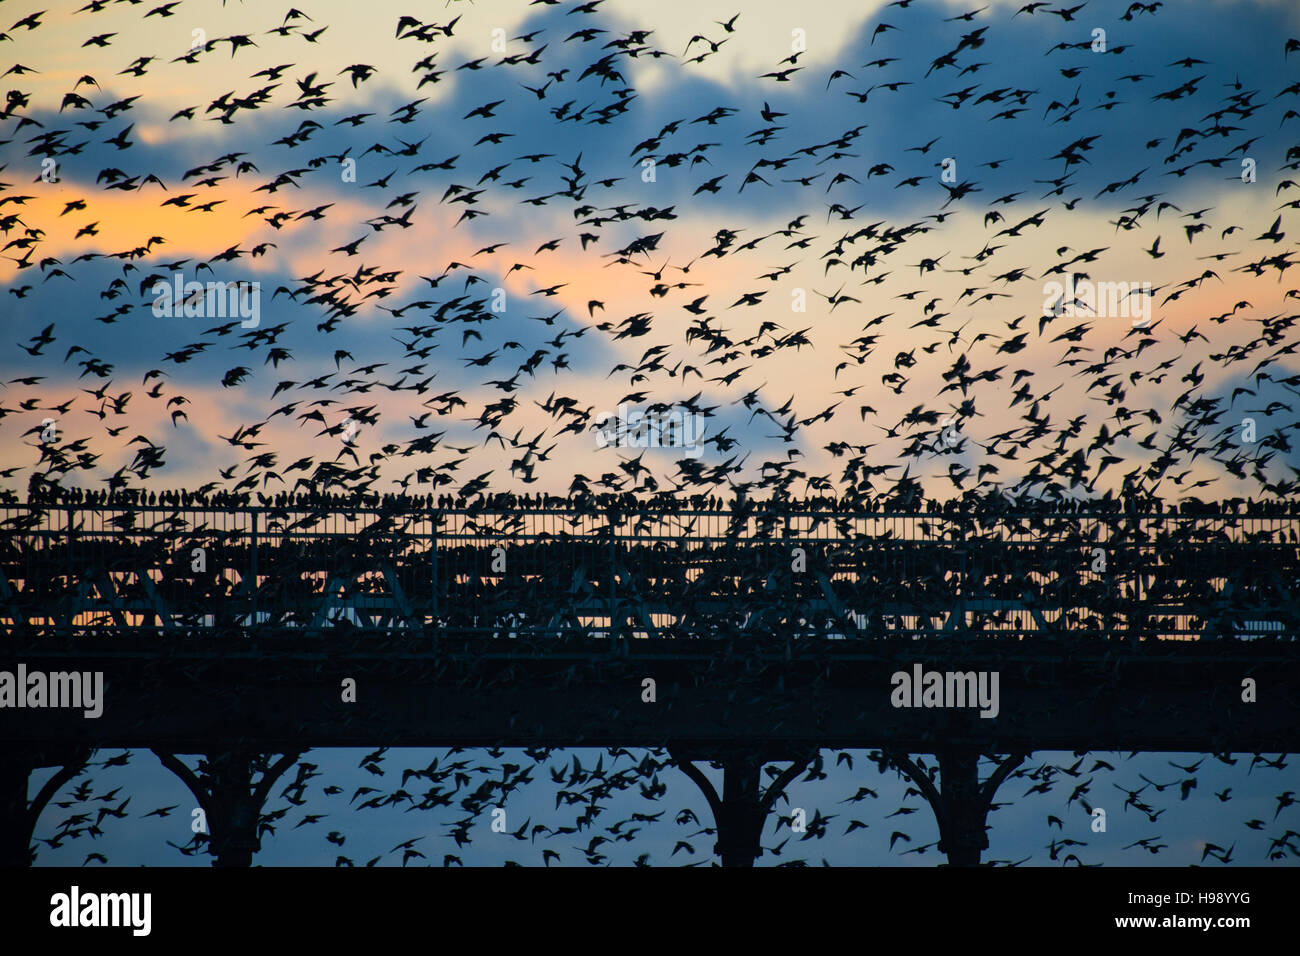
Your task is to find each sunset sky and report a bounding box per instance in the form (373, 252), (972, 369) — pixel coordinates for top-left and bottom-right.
(2, 0), (1298, 502)
(3, 0), (1300, 871)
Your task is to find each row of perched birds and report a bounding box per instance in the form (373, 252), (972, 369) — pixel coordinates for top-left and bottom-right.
(0, 0), (1298, 508)
(9, 484), (1300, 516)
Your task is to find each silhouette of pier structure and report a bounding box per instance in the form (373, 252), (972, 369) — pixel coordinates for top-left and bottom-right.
(3, 492), (1298, 866)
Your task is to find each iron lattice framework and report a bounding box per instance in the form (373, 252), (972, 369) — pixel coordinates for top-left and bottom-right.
(3, 492), (1299, 868)
(1, 494), (1298, 642)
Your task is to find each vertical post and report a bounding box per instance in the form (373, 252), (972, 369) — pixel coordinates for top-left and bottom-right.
(0, 750), (33, 868)
(717, 752), (765, 867)
(609, 514), (618, 649)
(1103, 516), (1114, 638)
(65, 504), (75, 632)
(888, 749), (1025, 867)
(672, 747), (811, 867)
(154, 750), (300, 868)
(208, 752), (258, 868)
(430, 512), (439, 638)
(249, 508), (259, 630)
(936, 749), (985, 866)
(959, 502), (969, 638)
(65, 503), (74, 580)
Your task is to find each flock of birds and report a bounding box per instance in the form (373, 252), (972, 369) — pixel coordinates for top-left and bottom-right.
(31, 746), (1300, 866)
(0, 0), (1298, 506)
(3, 0), (1299, 865)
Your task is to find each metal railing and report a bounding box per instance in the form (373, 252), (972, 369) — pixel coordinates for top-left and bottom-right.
(2, 496), (1298, 642)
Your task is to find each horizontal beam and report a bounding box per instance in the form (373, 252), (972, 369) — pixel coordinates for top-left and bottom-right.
(2, 636), (1295, 752)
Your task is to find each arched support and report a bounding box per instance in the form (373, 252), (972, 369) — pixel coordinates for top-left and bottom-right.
(885, 749), (1026, 867)
(670, 745), (811, 867)
(154, 749), (301, 867)
(0, 747), (93, 867)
